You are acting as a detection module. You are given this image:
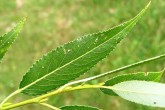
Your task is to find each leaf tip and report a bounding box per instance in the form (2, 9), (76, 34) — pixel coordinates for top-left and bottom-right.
(140, 1), (151, 16)
(20, 17), (26, 26)
(22, 17), (26, 23)
(147, 1), (151, 7)
(15, 17), (26, 34)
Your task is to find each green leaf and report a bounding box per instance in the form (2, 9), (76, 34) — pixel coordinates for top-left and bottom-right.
(0, 18), (25, 62)
(101, 71), (163, 96)
(60, 105), (101, 110)
(19, 2), (150, 96)
(112, 80), (165, 107)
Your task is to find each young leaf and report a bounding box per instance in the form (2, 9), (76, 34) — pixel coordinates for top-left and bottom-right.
(112, 80), (165, 108)
(101, 71), (163, 96)
(19, 2), (150, 96)
(60, 105), (101, 110)
(0, 18), (25, 62)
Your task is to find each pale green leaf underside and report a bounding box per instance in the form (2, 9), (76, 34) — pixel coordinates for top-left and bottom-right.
(101, 71), (163, 96)
(0, 18), (25, 62)
(60, 105), (101, 110)
(112, 80), (165, 108)
(19, 3), (150, 96)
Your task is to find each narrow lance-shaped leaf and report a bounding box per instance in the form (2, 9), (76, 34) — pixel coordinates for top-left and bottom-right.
(60, 105), (101, 110)
(19, 2), (151, 96)
(112, 80), (165, 108)
(0, 18), (25, 62)
(101, 71), (163, 96)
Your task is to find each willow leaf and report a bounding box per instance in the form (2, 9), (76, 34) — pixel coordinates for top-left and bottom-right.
(60, 105), (101, 110)
(112, 80), (165, 107)
(0, 18), (25, 62)
(19, 3), (150, 96)
(101, 71), (163, 96)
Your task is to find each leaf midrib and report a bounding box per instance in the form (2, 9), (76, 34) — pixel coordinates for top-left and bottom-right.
(20, 15), (138, 92)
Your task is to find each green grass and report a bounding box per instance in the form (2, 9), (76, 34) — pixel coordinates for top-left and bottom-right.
(0, 0), (165, 110)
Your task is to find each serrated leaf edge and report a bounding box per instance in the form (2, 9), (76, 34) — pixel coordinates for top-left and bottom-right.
(19, 2), (150, 95)
(0, 17), (26, 62)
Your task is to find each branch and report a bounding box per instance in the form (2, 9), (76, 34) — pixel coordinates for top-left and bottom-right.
(40, 103), (61, 110)
(0, 53), (165, 110)
(59, 54), (165, 90)
(0, 90), (21, 107)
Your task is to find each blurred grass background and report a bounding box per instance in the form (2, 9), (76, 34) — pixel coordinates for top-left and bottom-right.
(0, 0), (165, 110)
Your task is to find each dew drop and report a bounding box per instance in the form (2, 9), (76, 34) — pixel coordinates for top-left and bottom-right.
(63, 48), (67, 54)
(77, 37), (82, 41)
(95, 38), (98, 42)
